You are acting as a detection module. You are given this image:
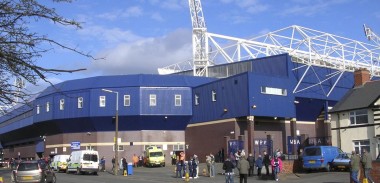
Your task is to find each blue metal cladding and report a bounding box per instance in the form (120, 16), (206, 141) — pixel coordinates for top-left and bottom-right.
(251, 54), (289, 77)
(0, 115), (33, 134)
(53, 90), (91, 119)
(140, 87), (192, 115)
(247, 72), (296, 118)
(191, 73), (250, 123)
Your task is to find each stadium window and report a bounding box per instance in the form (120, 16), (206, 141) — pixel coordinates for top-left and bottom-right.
(124, 95), (130, 106)
(46, 102), (50, 112)
(149, 94), (156, 106)
(78, 97), (83, 109)
(195, 94), (199, 106)
(212, 90), (217, 102)
(86, 145), (95, 151)
(173, 144), (185, 151)
(261, 86), (287, 96)
(59, 99), (64, 110)
(99, 96), (106, 107)
(349, 109), (368, 125)
(175, 94), (181, 106)
(113, 145), (124, 151)
(36, 105), (40, 114)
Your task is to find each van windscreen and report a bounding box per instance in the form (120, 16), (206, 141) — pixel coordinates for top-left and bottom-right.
(83, 154), (98, 162)
(304, 148), (321, 156)
(150, 152), (163, 157)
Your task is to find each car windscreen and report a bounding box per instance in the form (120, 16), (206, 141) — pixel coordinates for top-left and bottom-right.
(83, 154), (98, 162)
(150, 152), (163, 157)
(304, 147), (321, 156)
(17, 163), (39, 171)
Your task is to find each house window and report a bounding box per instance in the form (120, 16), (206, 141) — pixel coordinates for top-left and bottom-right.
(212, 90), (217, 102)
(175, 95), (181, 106)
(261, 86), (287, 96)
(124, 95), (130, 106)
(149, 94), (156, 106)
(36, 105), (40, 114)
(173, 144), (185, 151)
(113, 145), (124, 151)
(46, 102), (50, 112)
(59, 99), (64, 110)
(353, 140), (370, 154)
(78, 97), (83, 108)
(99, 96), (106, 107)
(349, 109), (368, 125)
(195, 94), (199, 105)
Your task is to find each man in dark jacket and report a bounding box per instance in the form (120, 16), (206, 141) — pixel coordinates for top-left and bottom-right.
(223, 158), (235, 183)
(247, 153), (255, 176)
(237, 155), (250, 183)
(263, 151), (271, 176)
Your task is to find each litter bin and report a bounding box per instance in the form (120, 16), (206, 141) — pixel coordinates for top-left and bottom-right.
(127, 163), (133, 175)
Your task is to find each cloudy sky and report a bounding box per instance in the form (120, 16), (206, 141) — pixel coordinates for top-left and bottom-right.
(27, 0), (380, 92)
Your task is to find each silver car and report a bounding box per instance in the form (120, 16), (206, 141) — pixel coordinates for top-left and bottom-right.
(13, 160), (56, 183)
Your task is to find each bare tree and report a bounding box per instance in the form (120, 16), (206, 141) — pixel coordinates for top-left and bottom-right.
(0, 0), (96, 113)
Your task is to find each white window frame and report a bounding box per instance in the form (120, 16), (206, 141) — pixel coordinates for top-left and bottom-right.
(349, 109), (368, 125)
(36, 105), (40, 114)
(353, 139), (370, 154)
(175, 94), (181, 106)
(78, 97), (83, 109)
(113, 145), (124, 151)
(99, 96), (106, 107)
(46, 102), (50, 112)
(212, 90), (217, 102)
(86, 145), (95, 151)
(59, 99), (64, 110)
(149, 94), (156, 106)
(173, 144), (185, 151)
(261, 86), (287, 96)
(195, 94), (199, 106)
(124, 95), (130, 106)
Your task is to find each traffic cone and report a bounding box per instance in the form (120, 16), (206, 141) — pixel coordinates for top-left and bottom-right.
(123, 169), (127, 176)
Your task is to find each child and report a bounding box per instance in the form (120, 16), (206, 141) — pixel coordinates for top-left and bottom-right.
(271, 155), (283, 181)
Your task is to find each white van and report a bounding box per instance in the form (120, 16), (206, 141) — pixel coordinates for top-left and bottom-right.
(51, 154), (70, 172)
(66, 150), (99, 175)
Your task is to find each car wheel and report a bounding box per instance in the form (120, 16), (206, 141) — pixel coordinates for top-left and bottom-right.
(42, 176), (48, 183)
(51, 175), (56, 183)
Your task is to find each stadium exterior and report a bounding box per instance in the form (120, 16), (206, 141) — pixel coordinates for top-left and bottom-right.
(0, 54), (376, 166)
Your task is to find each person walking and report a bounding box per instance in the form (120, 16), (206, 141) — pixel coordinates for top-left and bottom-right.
(175, 160), (182, 178)
(111, 156), (115, 172)
(247, 153), (255, 176)
(222, 158), (235, 183)
(263, 151), (271, 176)
(209, 153), (215, 177)
(237, 155), (250, 183)
(100, 156), (106, 172)
(132, 154), (138, 167)
(122, 157), (127, 175)
(361, 148), (374, 183)
(206, 155), (211, 176)
(271, 155), (283, 181)
(350, 150), (360, 183)
(256, 154), (263, 176)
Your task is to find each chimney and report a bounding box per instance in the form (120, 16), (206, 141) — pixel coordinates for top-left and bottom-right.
(354, 68), (370, 87)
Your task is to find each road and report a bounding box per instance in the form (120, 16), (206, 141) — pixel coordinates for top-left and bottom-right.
(0, 163), (350, 183)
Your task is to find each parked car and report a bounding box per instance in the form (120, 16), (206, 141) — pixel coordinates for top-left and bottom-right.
(13, 160), (56, 183)
(331, 153), (351, 171)
(302, 146), (343, 172)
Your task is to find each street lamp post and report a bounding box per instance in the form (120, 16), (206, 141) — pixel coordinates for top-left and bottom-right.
(102, 89), (119, 176)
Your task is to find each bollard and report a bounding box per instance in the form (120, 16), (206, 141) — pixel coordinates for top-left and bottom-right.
(185, 172), (190, 182)
(202, 168), (207, 176)
(123, 169), (127, 176)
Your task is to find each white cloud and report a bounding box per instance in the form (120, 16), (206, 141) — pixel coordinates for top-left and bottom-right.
(77, 25), (143, 44)
(151, 12), (164, 22)
(87, 28), (192, 75)
(97, 6), (143, 21)
(220, 0), (269, 14)
(281, 0), (350, 16)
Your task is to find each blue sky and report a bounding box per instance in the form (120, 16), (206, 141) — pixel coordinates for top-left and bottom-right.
(27, 0), (380, 92)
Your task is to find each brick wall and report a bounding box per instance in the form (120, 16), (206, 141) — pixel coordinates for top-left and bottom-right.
(357, 161), (380, 183)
